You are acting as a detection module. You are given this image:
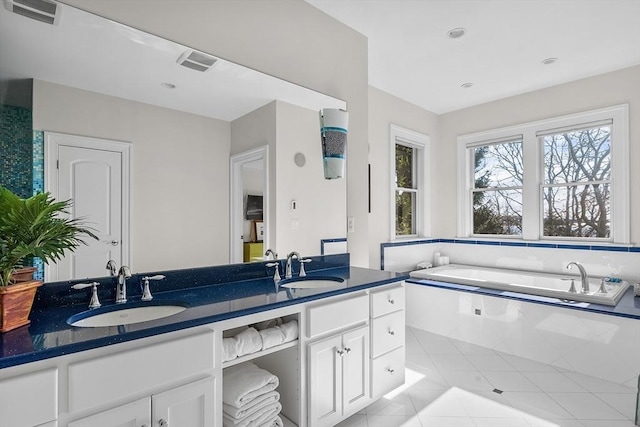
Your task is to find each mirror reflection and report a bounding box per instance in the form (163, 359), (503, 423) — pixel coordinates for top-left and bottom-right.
(0, 2), (346, 281)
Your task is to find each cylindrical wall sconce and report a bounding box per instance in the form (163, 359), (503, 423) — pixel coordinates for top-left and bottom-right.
(319, 108), (348, 179)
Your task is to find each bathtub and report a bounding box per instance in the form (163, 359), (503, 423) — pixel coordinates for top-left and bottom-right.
(409, 264), (630, 306)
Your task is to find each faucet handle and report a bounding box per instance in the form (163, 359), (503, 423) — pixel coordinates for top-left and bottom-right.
(72, 282), (101, 309)
(266, 262), (282, 282)
(299, 258), (312, 277)
(140, 275), (165, 301)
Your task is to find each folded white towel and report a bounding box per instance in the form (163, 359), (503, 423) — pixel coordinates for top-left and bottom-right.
(235, 327), (262, 357)
(252, 318), (282, 330)
(222, 401), (281, 427)
(223, 391), (280, 420)
(223, 362), (280, 408)
(223, 337), (238, 362)
(277, 320), (298, 343)
(259, 327), (285, 350)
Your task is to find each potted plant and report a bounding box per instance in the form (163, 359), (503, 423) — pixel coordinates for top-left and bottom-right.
(0, 184), (97, 332)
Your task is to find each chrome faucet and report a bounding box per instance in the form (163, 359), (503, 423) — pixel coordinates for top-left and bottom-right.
(106, 259), (117, 276)
(567, 261), (589, 293)
(116, 265), (131, 303)
(264, 249), (278, 261)
(285, 251), (300, 279)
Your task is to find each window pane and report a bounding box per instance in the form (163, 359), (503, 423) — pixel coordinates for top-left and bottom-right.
(395, 190), (415, 235)
(395, 144), (414, 189)
(473, 189), (522, 235)
(473, 141), (523, 189)
(543, 126), (611, 185)
(543, 184), (610, 238)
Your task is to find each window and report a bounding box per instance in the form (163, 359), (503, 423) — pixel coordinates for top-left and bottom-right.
(390, 125), (429, 240)
(458, 105), (629, 243)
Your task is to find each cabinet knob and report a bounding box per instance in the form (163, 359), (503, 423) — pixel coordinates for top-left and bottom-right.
(344, 347), (351, 353)
(388, 329), (395, 336)
(388, 298), (395, 304)
(387, 368), (395, 375)
(337, 349), (345, 356)
(159, 419), (168, 427)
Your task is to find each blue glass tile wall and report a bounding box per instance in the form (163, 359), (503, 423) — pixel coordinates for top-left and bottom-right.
(0, 104), (33, 198)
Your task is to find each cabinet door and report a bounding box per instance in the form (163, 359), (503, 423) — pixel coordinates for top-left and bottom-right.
(152, 377), (215, 427)
(342, 325), (371, 416)
(68, 397), (150, 427)
(308, 334), (342, 427)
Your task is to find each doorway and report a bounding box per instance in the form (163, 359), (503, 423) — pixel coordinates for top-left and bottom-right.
(45, 132), (130, 281)
(230, 146), (269, 264)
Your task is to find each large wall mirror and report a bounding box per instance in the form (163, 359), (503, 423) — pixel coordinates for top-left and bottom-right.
(0, 1), (346, 281)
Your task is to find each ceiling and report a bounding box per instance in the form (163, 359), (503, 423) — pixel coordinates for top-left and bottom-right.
(307, 0), (640, 114)
(0, 2), (344, 121)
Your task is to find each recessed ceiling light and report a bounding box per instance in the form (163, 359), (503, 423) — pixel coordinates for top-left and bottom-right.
(161, 82), (176, 89)
(461, 82), (473, 88)
(447, 28), (467, 39)
(541, 57), (558, 65)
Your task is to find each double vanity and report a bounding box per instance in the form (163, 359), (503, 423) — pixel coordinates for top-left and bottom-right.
(0, 254), (408, 427)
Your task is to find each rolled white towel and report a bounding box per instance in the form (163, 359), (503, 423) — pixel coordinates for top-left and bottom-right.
(222, 401), (281, 427)
(223, 337), (238, 362)
(235, 327), (262, 357)
(252, 318), (282, 330)
(223, 362), (279, 408)
(277, 320), (298, 343)
(223, 391), (280, 420)
(268, 415), (284, 427)
(259, 327), (285, 350)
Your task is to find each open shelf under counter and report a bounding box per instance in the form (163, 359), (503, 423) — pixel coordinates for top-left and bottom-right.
(281, 413), (297, 427)
(222, 339), (299, 368)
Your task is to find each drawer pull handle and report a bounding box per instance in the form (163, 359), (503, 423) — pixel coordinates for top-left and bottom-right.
(388, 299), (395, 304)
(344, 347), (352, 353)
(387, 368), (395, 375)
(337, 349), (345, 356)
(159, 419), (168, 427)
(388, 330), (395, 336)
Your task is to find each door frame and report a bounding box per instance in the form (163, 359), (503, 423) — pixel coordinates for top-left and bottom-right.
(44, 132), (131, 280)
(230, 146), (269, 264)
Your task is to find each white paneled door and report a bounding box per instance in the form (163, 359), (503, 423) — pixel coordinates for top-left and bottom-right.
(46, 133), (130, 281)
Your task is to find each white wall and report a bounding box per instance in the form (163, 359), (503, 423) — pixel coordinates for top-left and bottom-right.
(275, 101), (346, 258)
(436, 66), (640, 244)
(33, 80), (231, 272)
(64, 0), (370, 266)
(368, 86), (439, 267)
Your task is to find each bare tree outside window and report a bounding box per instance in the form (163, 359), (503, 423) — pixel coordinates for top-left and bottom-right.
(395, 144), (416, 236)
(542, 126), (611, 238)
(472, 141), (523, 235)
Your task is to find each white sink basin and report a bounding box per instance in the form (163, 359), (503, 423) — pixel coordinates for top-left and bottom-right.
(69, 304), (187, 328)
(280, 277), (345, 289)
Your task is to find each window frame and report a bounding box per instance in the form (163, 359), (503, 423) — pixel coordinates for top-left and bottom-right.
(390, 124), (430, 240)
(457, 104), (629, 244)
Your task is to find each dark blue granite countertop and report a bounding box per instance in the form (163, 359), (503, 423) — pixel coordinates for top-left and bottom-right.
(407, 278), (640, 320)
(0, 254), (408, 369)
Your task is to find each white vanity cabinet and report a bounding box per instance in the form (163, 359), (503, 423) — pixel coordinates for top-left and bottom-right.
(68, 376), (215, 427)
(0, 367), (58, 427)
(370, 283), (406, 399)
(306, 293), (372, 427)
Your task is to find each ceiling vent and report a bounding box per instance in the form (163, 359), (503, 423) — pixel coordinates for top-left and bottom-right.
(4, 0), (60, 25)
(176, 50), (218, 72)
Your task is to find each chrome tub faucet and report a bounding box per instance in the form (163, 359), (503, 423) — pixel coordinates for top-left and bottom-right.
(567, 261), (589, 293)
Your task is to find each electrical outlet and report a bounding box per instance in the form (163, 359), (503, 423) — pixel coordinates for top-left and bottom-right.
(347, 216), (355, 233)
(474, 308), (482, 315)
(291, 219), (299, 230)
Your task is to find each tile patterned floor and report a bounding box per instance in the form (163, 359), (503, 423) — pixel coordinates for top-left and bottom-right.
(337, 326), (638, 427)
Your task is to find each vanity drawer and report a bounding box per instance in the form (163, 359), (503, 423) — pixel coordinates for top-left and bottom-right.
(68, 330), (214, 412)
(371, 310), (405, 358)
(307, 293), (369, 338)
(370, 284), (404, 318)
(371, 346), (405, 399)
(0, 368), (58, 427)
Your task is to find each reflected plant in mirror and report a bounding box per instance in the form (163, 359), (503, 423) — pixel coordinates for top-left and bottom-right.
(0, 1), (347, 282)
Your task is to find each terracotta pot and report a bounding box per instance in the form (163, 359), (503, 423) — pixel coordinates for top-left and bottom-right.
(0, 280), (43, 333)
(11, 266), (37, 283)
